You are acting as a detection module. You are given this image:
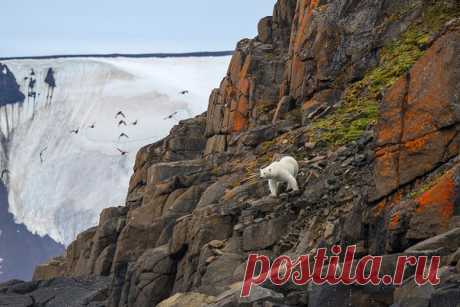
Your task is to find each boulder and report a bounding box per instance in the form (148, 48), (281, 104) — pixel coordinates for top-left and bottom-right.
(147, 160), (206, 185)
(120, 245), (175, 307)
(242, 215), (290, 251)
(258, 16), (273, 43)
(0, 277), (110, 307)
(405, 228), (460, 254)
(157, 292), (217, 307)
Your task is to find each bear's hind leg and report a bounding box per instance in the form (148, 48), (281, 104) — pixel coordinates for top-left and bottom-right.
(281, 170), (298, 191)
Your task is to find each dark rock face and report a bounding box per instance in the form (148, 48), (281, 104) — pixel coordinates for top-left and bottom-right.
(0, 63), (25, 106)
(374, 27), (460, 199)
(5, 1), (460, 307)
(0, 276), (110, 307)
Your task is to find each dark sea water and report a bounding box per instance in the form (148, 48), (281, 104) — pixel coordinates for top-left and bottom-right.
(0, 181), (64, 282)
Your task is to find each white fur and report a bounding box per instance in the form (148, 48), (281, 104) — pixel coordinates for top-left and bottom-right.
(260, 156), (299, 197)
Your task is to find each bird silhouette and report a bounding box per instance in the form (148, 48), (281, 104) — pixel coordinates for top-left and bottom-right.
(118, 120), (127, 127)
(70, 129), (79, 134)
(89, 123), (96, 129)
(116, 148), (128, 156)
(163, 112), (178, 120)
(119, 133), (129, 140)
(115, 111), (126, 119)
(179, 90), (189, 95)
(132, 120), (138, 126)
(39, 147), (48, 164)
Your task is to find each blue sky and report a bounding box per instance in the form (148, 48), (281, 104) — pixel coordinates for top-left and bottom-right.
(0, 0), (276, 57)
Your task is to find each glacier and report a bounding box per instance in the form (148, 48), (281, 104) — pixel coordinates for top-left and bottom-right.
(0, 55), (230, 245)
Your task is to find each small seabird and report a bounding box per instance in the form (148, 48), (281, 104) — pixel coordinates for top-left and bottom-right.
(115, 111), (126, 119)
(179, 90), (190, 95)
(119, 133), (129, 140)
(116, 148), (128, 156)
(70, 129), (79, 134)
(163, 112), (178, 120)
(89, 123), (96, 129)
(118, 120), (127, 127)
(132, 120), (138, 126)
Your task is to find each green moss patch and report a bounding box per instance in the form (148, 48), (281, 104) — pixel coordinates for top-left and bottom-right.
(307, 2), (459, 147)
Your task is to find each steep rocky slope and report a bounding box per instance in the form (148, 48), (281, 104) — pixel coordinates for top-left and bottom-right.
(2, 0), (460, 306)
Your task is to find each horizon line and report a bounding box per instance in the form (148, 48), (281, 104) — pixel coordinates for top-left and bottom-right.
(0, 50), (234, 61)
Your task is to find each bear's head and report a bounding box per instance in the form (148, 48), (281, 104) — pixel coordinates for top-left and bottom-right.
(260, 165), (275, 179)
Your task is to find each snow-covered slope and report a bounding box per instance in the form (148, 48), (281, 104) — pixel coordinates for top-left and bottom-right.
(0, 56), (230, 244)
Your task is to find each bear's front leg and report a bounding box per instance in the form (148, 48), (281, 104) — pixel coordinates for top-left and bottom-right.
(268, 179), (279, 197)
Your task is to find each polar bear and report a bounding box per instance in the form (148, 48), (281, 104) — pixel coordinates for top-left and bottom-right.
(260, 156), (299, 197)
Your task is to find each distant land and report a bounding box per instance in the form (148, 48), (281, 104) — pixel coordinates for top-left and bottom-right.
(0, 50), (234, 61)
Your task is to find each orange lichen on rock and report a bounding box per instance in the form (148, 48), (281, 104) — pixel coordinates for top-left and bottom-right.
(415, 172), (456, 228)
(388, 212), (401, 231)
(403, 137), (427, 152)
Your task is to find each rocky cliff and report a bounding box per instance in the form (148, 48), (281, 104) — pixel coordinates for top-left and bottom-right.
(2, 0), (460, 306)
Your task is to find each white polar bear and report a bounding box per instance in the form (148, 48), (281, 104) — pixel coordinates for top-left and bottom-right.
(260, 156), (299, 197)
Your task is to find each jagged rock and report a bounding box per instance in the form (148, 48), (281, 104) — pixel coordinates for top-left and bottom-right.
(206, 282), (286, 307)
(393, 268), (460, 307)
(205, 135), (227, 155)
(196, 180), (228, 208)
(208, 240), (225, 249)
(308, 273), (398, 307)
(448, 248), (460, 266)
(33, 257), (65, 281)
(405, 228), (460, 254)
(147, 160), (206, 185)
(257, 16), (273, 43)
(199, 253), (244, 295)
(157, 292), (217, 307)
(118, 245), (175, 307)
(0, 276), (110, 307)
(393, 281), (435, 307)
(240, 125), (276, 147)
(164, 184), (207, 217)
(242, 215), (290, 251)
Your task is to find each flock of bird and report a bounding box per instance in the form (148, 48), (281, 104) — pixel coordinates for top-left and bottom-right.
(0, 90), (190, 179)
(67, 90), (188, 157)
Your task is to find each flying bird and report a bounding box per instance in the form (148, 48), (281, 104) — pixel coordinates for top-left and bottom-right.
(116, 148), (128, 156)
(70, 129), (79, 134)
(132, 120), (138, 126)
(163, 112), (178, 120)
(115, 111), (126, 119)
(119, 133), (129, 140)
(179, 90), (190, 95)
(89, 123), (96, 129)
(118, 120), (127, 127)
